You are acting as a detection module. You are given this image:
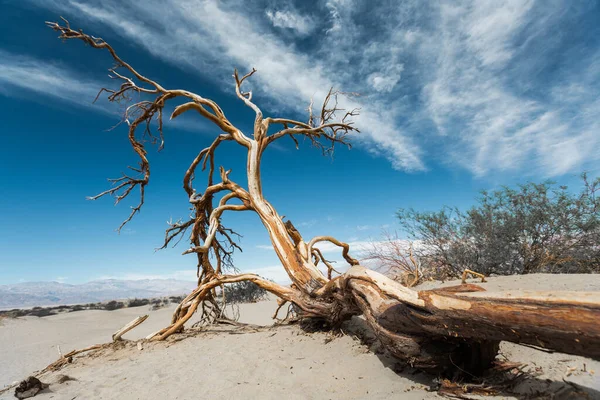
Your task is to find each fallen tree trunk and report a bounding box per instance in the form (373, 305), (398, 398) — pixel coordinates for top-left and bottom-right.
(47, 19), (600, 377)
(338, 266), (600, 373)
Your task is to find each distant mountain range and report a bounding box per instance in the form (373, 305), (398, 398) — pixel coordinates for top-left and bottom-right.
(0, 279), (197, 310)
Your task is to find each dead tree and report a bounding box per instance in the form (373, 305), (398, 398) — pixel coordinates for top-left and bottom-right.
(47, 20), (600, 375)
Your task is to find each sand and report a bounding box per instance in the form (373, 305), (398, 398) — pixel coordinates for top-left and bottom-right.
(1, 274), (599, 399)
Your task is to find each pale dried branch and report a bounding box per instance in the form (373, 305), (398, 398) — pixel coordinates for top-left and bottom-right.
(461, 269), (486, 284)
(112, 315), (148, 341)
(264, 88), (360, 156)
(307, 236), (360, 266)
(184, 134), (233, 194)
(312, 247), (341, 279)
(159, 218), (195, 250)
(46, 18), (165, 91)
(233, 68), (264, 136)
(150, 273), (314, 340)
(182, 198), (250, 256)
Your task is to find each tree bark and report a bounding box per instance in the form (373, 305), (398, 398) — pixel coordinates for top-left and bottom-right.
(337, 267), (600, 373)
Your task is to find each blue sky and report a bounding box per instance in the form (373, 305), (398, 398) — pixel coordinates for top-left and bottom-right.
(1, 0), (599, 284)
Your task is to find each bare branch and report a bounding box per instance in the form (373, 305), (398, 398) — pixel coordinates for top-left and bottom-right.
(307, 236), (360, 266)
(46, 19), (255, 230)
(159, 218), (195, 250)
(264, 88), (360, 155)
(46, 20), (165, 92)
(151, 272), (316, 340)
(312, 247), (341, 279)
(183, 134), (233, 197)
(169, 98), (250, 146)
(182, 196), (250, 256)
(233, 68), (264, 138)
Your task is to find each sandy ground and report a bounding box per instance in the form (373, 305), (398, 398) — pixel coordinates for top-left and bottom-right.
(0, 300), (272, 388)
(1, 274), (599, 399)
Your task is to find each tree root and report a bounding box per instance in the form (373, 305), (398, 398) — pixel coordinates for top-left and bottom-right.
(159, 265), (600, 376)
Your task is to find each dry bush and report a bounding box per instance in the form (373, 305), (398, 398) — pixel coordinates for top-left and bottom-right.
(397, 175), (600, 276)
(127, 298), (150, 308)
(363, 231), (425, 286)
(224, 280), (269, 304)
(103, 301), (125, 311)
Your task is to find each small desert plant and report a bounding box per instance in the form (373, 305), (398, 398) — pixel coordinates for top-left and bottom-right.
(169, 296), (184, 303)
(128, 298), (150, 308)
(29, 308), (54, 317)
(104, 300), (125, 311)
(363, 231), (424, 287)
(225, 280), (269, 304)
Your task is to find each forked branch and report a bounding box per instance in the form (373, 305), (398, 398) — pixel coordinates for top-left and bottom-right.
(307, 236), (360, 266)
(46, 19), (251, 232)
(264, 88), (360, 155)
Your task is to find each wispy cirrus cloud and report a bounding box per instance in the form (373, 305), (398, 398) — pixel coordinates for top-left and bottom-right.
(0, 48), (212, 133)
(22, 0), (600, 177)
(419, 1), (600, 176)
(34, 0), (425, 171)
(0, 49), (109, 111)
(265, 9), (315, 36)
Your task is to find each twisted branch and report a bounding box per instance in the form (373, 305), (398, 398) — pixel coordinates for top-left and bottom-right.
(264, 88), (360, 156)
(307, 236), (360, 266)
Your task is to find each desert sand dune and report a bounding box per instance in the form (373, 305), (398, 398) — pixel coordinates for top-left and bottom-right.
(1, 274), (599, 399)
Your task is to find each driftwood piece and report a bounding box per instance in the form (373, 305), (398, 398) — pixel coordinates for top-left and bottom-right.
(112, 315), (148, 341)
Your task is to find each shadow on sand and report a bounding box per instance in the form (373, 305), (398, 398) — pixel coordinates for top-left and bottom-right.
(341, 316), (600, 399)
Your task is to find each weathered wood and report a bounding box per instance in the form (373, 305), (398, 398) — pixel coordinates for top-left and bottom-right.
(341, 267), (600, 372)
(112, 315), (148, 341)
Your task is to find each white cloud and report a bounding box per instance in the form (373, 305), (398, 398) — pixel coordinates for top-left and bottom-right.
(0, 50), (109, 111)
(464, 0), (535, 68)
(419, 0), (600, 176)
(36, 0), (425, 171)
(0, 48), (213, 135)
(367, 64), (404, 93)
(55, 277), (68, 283)
(266, 9), (314, 36)
(27, 0), (600, 177)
